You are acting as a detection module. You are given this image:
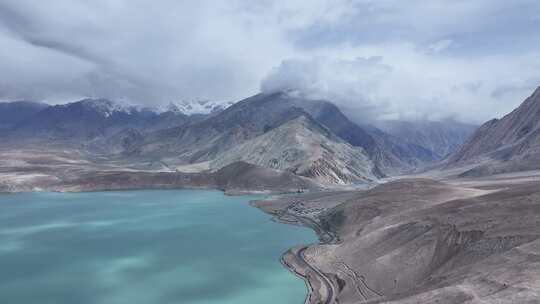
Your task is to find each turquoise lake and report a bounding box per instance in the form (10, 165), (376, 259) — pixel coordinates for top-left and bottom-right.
(0, 190), (315, 304)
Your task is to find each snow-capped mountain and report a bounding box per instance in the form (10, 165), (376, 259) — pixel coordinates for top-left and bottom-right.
(163, 100), (235, 116)
(11, 98), (182, 140)
(77, 98), (141, 117)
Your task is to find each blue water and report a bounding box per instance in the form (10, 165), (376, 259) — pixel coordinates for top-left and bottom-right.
(0, 190), (315, 304)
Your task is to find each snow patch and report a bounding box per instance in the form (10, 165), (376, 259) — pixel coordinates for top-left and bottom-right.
(160, 100), (234, 115)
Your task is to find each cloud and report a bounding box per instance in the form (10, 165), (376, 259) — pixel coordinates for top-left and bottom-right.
(427, 39), (453, 53)
(0, 0), (539, 123)
(261, 44), (540, 124)
(261, 56), (393, 121)
(0, 0), (298, 104)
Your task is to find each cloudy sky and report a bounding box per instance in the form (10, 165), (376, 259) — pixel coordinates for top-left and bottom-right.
(0, 0), (539, 123)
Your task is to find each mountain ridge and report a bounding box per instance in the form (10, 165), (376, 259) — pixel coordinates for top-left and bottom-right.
(0, 92), (475, 185)
(444, 86), (540, 176)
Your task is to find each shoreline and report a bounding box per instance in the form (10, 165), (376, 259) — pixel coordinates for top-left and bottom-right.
(0, 182), (307, 196)
(251, 197), (341, 304)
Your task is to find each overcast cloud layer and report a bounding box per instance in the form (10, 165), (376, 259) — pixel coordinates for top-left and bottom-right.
(0, 0), (539, 123)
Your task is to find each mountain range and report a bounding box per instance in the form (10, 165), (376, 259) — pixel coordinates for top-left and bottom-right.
(0, 92), (477, 185)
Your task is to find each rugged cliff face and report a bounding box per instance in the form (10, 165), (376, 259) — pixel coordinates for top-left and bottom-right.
(444, 87), (540, 176)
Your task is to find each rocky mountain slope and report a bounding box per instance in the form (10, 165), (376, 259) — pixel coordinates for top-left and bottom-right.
(444, 86), (540, 176)
(376, 120), (477, 158)
(134, 93), (379, 184)
(135, 92), (445, 181)
(211, 116), (376, 184)
(1, 94), (380, 185)
(295, 98), (440, 176)
(136, 93), (312, 166)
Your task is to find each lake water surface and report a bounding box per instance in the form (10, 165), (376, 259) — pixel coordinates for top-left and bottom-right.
(0, 190), (315, 304)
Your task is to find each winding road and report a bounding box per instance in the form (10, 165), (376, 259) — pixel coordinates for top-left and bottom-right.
(278, 202), (339, 304)
(279, 200), (383, 304)
(297, 246), (337, 304)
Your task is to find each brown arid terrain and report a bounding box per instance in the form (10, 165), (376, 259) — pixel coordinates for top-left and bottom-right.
(0, 147), (320, 194)
(252, 172), (540, 303)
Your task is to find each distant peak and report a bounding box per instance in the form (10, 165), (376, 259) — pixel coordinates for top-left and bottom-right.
(164, 99), (234, 115)
(75, 98), (137, 117)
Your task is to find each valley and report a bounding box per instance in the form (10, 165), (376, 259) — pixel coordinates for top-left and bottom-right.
(0, 91), (476, 192)
(1, 2), (539, 303)
(1, 87), (540, 304)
